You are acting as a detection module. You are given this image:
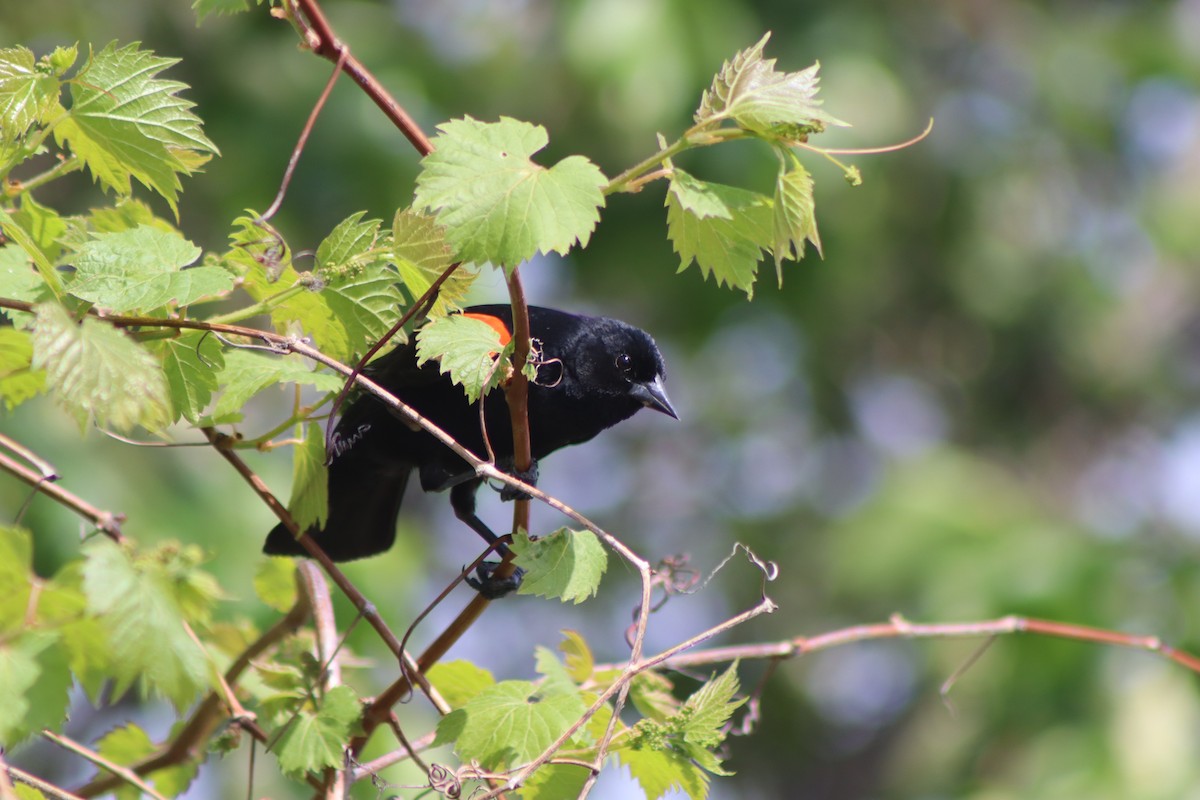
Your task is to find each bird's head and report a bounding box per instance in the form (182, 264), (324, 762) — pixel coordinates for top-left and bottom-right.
(557, 316), (677, 419)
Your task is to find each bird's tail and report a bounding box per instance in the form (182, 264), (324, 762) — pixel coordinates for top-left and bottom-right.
(263, 455), (410, 562)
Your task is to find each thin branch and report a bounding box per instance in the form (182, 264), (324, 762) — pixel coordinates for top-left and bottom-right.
(42, 731), (168, 800)
(591, 613), (1200, 676)
(0, 431), (57, 480)
(3, 761), (84, 800)
(0, 447), (125, 542)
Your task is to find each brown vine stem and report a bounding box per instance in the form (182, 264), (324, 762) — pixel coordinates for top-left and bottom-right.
(0, 446), (125, 542)
(288, 0), (434, 156)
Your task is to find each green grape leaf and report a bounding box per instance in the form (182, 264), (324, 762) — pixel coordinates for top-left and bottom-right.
(33, 562), (109, 703)
(666, 171), (773, 298)
(12, 194), (67, 263)
(253, 557), (297, 613)
(0, 527), (33, 636)
(89, 198), (176, 234)
(427, 660), (496, 711)
(772, 155), (821, 283)
(0, 244), (45, 310)
(31, 302), (170, 431)
(617, 745), (710, 800)
(314, 211), (381, 273)
(96, 722), (155, 765)
(559, 629), (594, 684)
(68, 226), (232, 312)
(287, 422), (328, 532)
(392, 208), (473, 316)
(629, 670), (679, 724)
(445, 679), (587, 769)
(193, 0), (252, 23)
(414, 116), (606, 269)
(0, 631), (71, 746)
(53, 42), (218, 214)
(415, 313), (512, 403)
(695, 33), (848, 136)
(274, 684), (361, 777)
(213, 348), (343, 419)
(517, 764), (590, 800)
(81, 539), (212, 708)
(512, 527), (608, 604)
(0, 46), (65, 145)
(155, 331), (223, 423)
(0, 326), (46, 410)
(679, 663), (745, 751)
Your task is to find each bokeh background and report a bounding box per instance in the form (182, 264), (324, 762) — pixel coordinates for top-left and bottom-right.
(5, 0), (1200, 797)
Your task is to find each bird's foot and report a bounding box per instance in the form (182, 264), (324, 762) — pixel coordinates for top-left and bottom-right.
(498, 459), (538, 502)
(466, 562), (526, 599)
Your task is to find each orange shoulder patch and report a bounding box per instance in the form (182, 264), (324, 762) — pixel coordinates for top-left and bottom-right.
(461, 312), (513, 347)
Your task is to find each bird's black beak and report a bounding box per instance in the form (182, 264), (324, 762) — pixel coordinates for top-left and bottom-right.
(631, 375), (678, 419)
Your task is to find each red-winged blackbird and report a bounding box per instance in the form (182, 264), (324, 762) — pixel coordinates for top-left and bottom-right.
(264, 305), (676, 590)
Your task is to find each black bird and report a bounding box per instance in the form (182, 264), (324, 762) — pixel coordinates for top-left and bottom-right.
(264, 305), (676, 591)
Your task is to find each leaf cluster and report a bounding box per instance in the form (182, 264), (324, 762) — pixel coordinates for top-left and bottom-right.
(427, 634), (746, 799)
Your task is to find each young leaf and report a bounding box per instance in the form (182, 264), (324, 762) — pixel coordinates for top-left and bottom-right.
(666, 171), (773, 298)
(414, 116), (606, 269)
(772, 155), (821, 283)
(273, 684), (361, 777)
(629, 670), (679, 724)
(287, 423), (328, 531)
(0, 46), (66, 146)
(415, 313), (512, 403)
(31, 302), (170, 431)
(392, 208), (472, 316)
(427, 659), (496, 709)
(559, 629), (594, 684)
(447, 679), (587, 769)
(511, 528), (608, 604)
(618, 745), (710, 800)
(81, 539), (212, 708)
(53, 42), (218, 214)
(12, 194), (68, 263)
(194, 0), (253, 24)
(695, 33), (848, 137)
(0, 327), (46, 410)
(213, 348), (343, 419)
(253, 557), (297, 613)
(155, 331), (224, 423)
(68, 226), (233, 312)
(518, 764), (590, 800)
(679, 663), (745, 751)
(0, 631), (71, 746)
(0, 244), (45, 309)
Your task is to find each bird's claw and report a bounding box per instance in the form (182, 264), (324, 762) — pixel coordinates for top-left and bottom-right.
(498, 459), (539, 502)
(466, 561), (526, 599)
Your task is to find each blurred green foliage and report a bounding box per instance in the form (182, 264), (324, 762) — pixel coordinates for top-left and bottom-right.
(4, 0), (1200, 797)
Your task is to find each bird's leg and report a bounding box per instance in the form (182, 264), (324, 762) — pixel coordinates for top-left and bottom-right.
(450, 480), (524, 598)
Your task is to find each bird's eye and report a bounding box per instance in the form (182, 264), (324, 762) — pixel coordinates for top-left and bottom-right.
(615, 352), (634, 376)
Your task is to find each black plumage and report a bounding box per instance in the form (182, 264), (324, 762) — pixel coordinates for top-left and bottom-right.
(263, 305), (676, 566)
